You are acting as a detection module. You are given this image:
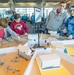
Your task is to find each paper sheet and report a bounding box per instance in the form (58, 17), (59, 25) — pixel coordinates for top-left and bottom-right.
(36, 57), (70, 75)
(46, 37), (58, 42)
(66, 47), (74, 56)
(0, 69), (5, 75)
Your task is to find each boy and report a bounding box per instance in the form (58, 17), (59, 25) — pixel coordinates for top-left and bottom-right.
(0, 26), (20, 42)
(61, 6), (74, 39)
(10, 14), (28, 35)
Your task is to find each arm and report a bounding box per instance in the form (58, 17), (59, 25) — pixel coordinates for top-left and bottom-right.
(45, 10), (53, 26)
(64, 18), (69, 30)
(6, 26), (17, 36)
(59, 12), (70, 30)
(62, 18), (69, 34)
(45, 12), (50, 25)
(70, 30), (74, 34)
(4, 25), (17, 39)
(4, 26), (21, 41)
(0, 26), (4, 29)
(0, 38), (2, 41)
(67, 26), (74, 35)
(22, 21), (28, 33)
(10, 22), (15, 31)
(57, 19), (69, 33)
(0, 38), (2, 45)
(64, 17), (74, 36)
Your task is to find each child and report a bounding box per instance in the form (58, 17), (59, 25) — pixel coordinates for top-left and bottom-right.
(59, 6), (74, 40)
(10, 14), (28, 35)
(0, 25), (20, 42)
(0, 17), (9, 28)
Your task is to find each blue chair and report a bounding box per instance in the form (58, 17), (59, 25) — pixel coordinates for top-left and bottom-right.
(21, 15), (28, 23)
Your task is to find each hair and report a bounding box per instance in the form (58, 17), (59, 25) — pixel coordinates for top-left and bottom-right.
(6, 17), (9, 18)
(70, 6), (74, 9)
(60, 1), (67, 5)
(69, 6), (74, 12)
(14, 14), (20, 19)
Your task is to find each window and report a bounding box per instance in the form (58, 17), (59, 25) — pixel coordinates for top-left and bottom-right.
(45, 8), (53, 18)
(0, 8), (10, 18)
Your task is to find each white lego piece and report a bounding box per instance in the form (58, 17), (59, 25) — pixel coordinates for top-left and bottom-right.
(51, 42), (65, 48)
(38, 53), (61, 69)
(17, 44), (31, 55)
(47, 37), (58, 42)
(17, 44), (32, 60)
(48, 31), (58, 37)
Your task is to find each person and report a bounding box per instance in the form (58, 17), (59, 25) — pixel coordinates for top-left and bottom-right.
(45, 1), (69, 32)
(0, 25), (20, 42)
(10, 11), (16, 21)
(0, 17), (9, 28)
(31, 13), (35, 26)
(60, 6), (74, 40)
(10, 14), (28, 35)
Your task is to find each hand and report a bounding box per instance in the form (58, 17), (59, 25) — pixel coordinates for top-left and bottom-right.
(0, 38), (2, 42)
(16, 36), (21, 41)
(25, 33), (28, 35)
(0, 38), (2, 45)
(63, 29), (67, 33)
(0, 26), (4, 29)
(67, 35), (72, 40)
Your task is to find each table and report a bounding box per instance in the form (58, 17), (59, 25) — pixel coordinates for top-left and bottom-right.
(0, 35), (28, 48)
(30, 52), (74, 75)
(0, 52), (30, 75)
(0, 34), (74, 75)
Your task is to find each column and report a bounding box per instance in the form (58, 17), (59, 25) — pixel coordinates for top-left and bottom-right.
(8, 0), (14, 10)
(70, 0), (74, 6)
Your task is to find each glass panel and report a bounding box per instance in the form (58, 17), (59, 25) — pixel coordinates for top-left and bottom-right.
(0, 8), (10, 18)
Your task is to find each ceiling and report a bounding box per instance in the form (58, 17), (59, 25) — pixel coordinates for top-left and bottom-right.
(0, 0), (70, 8)
(0, 0), (64, 3)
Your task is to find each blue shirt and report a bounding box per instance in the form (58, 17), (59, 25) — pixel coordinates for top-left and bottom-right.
(64, 16), (74, 38)
(10, 15), (14, 21)
(22, 15), (27, 20)
(31, 15), (35, 22)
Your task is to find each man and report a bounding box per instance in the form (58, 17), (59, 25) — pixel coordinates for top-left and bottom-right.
(61, 6), (74, 40)
(46, 1), (69, 32)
